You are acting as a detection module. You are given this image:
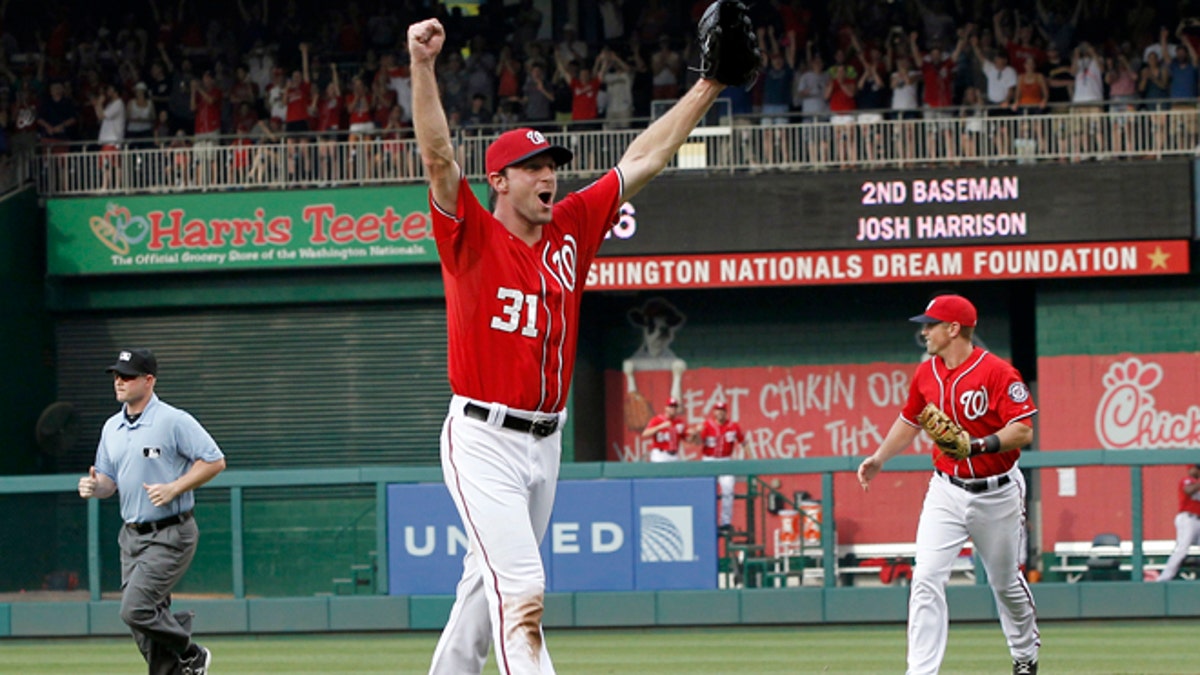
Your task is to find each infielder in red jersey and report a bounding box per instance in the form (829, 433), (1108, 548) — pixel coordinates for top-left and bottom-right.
(1157, 464), (1200, 582)
(699, 402), (743, 530)
(856, 294), (1041, 675)
(642, 397), (686, 462)
(408, 16), (729, 675)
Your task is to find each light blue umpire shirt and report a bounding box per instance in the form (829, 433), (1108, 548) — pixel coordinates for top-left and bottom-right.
(94, 394), (225, 525)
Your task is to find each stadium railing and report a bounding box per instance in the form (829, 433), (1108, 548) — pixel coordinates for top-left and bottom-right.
(31, 100), (1200, 197)
(1, 448), (1195, 601)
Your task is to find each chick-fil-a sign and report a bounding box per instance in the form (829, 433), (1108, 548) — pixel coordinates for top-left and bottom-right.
(1040, 353), (1200, 451)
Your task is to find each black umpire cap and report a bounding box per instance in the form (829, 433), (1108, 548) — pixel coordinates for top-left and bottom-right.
(105, 348), (158, 377)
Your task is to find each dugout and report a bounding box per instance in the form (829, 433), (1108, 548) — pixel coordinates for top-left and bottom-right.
(2, 158), (1200, 608)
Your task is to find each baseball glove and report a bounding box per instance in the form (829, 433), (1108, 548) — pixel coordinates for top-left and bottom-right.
(624, 391), (654, 432)
(697, 0), (762, 88)
(918, 403), (971, 460)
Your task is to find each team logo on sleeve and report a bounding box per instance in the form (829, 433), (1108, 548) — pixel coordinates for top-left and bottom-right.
(1008, 382), (1030, 403)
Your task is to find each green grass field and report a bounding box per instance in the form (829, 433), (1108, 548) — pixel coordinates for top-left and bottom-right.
(3, 619), (1194, 673)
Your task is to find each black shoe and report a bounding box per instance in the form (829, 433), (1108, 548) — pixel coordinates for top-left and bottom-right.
(181, 645), (212, 675)
(1013, 659), (1037, 675)
(718, 525), (734, 536)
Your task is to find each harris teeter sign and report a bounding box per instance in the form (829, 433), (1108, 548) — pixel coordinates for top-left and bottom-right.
(45, 184), (483, 275)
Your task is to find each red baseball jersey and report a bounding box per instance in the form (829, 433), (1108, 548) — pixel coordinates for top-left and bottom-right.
(646, 413), (685, 453)
(701, 419), (744, 459)
(193, 87), (221, 134)
(286, 82), (312, 122)
(1178, 476), (1200, 516)
(431, 169), (623, 412)
(901, 346), (1037, 479)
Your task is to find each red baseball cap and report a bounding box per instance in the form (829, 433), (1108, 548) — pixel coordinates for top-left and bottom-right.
(485, 128), (573, 175)
(909, 294), (977, 327)
(666, 397), (679, 407)
(713, 402), (727, 411)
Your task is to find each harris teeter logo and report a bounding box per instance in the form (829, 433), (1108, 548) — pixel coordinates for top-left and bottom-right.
(49, 187), (451, 274)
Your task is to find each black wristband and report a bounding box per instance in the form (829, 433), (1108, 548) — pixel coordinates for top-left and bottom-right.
(969, 434), (1002, 455)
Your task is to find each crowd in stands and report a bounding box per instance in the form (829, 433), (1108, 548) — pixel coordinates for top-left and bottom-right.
(3, 0), (1200, 178)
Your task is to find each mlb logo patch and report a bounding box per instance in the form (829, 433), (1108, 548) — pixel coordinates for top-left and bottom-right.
(143, 447), (161, 458)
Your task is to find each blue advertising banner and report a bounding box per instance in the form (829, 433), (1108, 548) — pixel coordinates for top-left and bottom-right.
(387, 478), (718, 596)
(633, 478), (718, 590)
(386, 483), (464, 595)
(543, 480), (634, 592)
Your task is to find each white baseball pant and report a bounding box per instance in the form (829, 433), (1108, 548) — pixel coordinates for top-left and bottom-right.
(648, 448), (679, 462)
(429, 396), (565, 675)
(907, 466), (1039, 675)
(703, 456), (734, 527)
(1158, 512), (1200, 581)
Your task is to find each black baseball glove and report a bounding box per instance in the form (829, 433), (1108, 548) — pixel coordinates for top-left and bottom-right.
(697, 0), (762, 89)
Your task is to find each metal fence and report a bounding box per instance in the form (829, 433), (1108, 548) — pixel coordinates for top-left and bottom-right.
(31, 106), (1200, 197)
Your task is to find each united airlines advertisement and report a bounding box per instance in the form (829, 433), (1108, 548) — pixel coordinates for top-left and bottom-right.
(386, 479), (717, 595)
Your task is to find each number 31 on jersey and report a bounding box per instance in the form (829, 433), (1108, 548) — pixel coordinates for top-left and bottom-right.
(490, 287), (539, 337)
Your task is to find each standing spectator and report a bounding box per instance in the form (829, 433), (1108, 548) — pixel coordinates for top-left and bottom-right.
(345, 74), (374, 139)
(551, 58), (576, 124)
(228, 65), (259, 120)
(37, 80), (78, 144)
(851, 37), (887, 166)
(147, 57), (172, 117)
(1139, 51), (1170, 157)
(760, 48), (796, 164)
(1106, 54), (1138, 156)
(826, 48), (858, 166)
(191, 70), (221, 185)
(698, 402), (744, 533)
(265, 67), (287, 125)
(650, 35), (682, 101)
(127, 83), (157, 150)
(1167, 25), (1200, 148)
(995, 9), (1044, 71)
(244, 40), (274, 94)
(975, 38), (1017, 157)
(164, 52), (197, 136)
(888, 52), (920, 163)
(495, 45), (523, 111)
(1070, 42), (1104, 158)
(857, 294), (1040, 675)
(76, 348), (225, 675)
(437, 51), (470, 119)
(555, 52), (601, 129)
(914, 31), (965, 161)
(521, 60), (554, 123)
(599, 47), (635, 129)
(795, 45), (829, 164)
(283, 44), (313, 181)
(313, 63), (343, 184)
(1156, 464), (1200, 582)
(643, 397), (685, 462)
(1013, 56), (1049, 160)
(958, 85), (987, 161)
(284, 44), (313, 135)
(93, 83), (126, 190)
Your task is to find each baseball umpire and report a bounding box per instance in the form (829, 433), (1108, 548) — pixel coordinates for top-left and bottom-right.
(77, 348), (225, 675)
(408, 2), (759, 672)
(856, 295), (1041, 675)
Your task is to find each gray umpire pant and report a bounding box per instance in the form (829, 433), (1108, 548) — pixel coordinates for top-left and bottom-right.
(117, 517), (200, 675)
